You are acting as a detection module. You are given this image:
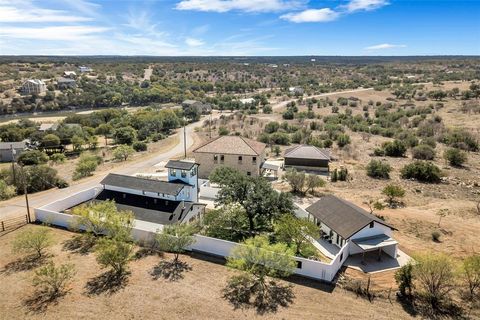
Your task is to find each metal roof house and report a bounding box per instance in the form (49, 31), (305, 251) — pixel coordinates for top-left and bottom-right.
(96, 160), (205, 225)
(306, 195), (398, 261)
(284, 145), (331, 173)
(0, 141), (27, 162)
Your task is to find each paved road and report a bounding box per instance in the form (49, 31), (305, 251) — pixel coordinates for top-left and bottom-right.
(271, 87), (374, 110)
(0, 115), (207, 220)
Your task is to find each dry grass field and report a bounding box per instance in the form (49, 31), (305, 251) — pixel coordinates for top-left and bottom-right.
(0, 225), (415, 320)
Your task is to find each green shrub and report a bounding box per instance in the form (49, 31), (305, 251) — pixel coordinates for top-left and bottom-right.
(132, 141), (147, 152)
(17, 150), (49, 166)
(431, 231), (441, 242)
(401, 161), (442, 183)
(383, 140), (407, 157)
(218, 126), (230, 136)
(443, 148), (467, 167)
(366, 160), (391, 179)
(270, 132), (290, 145)
(336, 134), (351, 148)
(412, 144), (435, 160)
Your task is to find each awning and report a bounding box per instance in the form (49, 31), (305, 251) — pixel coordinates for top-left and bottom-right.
(261, 162), (280, 171)
(352, 234), (397, 252)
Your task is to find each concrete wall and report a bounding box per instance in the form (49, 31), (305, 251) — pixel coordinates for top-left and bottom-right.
(194, 151), (265, 179)
(199, 179), (220, 200)
(35, 204), (346, 283)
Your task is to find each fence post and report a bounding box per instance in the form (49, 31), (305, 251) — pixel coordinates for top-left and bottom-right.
(1, 221), (4, 232)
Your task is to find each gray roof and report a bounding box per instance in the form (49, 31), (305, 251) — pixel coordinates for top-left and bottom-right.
(306, 195), (393, 239)
(57, 77), (76, 83)
(0, 141), (27, 150)
(165, 160), (197, 171)
(100, 173), (185, 196)
(94, 189), (195, 225)
(284, 145), (330, 160)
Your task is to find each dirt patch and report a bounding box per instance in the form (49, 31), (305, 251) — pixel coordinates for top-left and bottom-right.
(0, 225), (414, 319)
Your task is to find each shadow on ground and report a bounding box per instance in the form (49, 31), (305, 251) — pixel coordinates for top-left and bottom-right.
(0, 254), (50, 275)
(223, 275), (295, 315)
(150, 259), (192, 281)
(134, 247), (163, 260)
(23, 289), (69, 314)
(62, 234), (96, 255)
(84, 270), (130, 296)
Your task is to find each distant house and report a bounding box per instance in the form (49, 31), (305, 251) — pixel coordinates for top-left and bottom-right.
(63, 71), (77, 78)
(0, 141), (27, 162)
(97, 160), (205, 225)
(284, 145), (330, 173)
(289, 87), (304, 95)
(193, 135), (266, 178)
(39, 123), (59, 132)
(182, 99), (212, 114)
(306, 195), (398, 259)
(239, 98), (255, 105)
(21, 79), (46, 94)
(57, 77), (76, 90)
(78, 66), (92, 73)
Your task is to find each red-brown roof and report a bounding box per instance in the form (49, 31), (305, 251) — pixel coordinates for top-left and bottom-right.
(193, 136), (266, 156)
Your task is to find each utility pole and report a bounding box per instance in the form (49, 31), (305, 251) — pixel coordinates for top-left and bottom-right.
(209, 113), (212, 139)
(20, 165), (31, 223)
(10, 144), (17, 186)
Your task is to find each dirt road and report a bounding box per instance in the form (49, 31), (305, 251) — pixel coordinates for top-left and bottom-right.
(271, 87), (374, 110)
(0, 113), (222, 220)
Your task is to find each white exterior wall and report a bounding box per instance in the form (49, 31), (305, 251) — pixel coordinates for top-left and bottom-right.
(349, 222), (394, 255)
(168, 165), (199, 202)
(104, 185), (178, 201)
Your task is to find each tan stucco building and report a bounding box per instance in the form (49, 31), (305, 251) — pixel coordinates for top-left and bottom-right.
(193, 136), (266, 179)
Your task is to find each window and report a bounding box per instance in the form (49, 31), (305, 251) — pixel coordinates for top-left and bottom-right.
(181, 170), (187, 178)
(296, 261), (302, 269)
(220, 155), (224, 163)
(170, 169), (176, 176)
(340, 253), (343, 261)
(213, 155), (218, 163)
(369, 221), (374, 228)
(247, 171), (251, 176)
(252, 156), (257, 164)
(190, 166), (197, 177)
(122, 193), (126, 199)
(238, 156), (242, 163)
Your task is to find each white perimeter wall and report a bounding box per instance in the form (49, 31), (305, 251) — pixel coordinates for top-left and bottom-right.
(35, 189), (347, 283)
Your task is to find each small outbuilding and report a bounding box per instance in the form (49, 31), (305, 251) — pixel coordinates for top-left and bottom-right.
(284, 145), (330, 173)
(0, 141), (27, 162)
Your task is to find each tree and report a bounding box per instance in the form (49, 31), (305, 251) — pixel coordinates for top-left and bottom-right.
(33, 262), (76, 298)
(0, 180), (16, 200)
(383, 140), (407, 157)
(132, 141), (147, 152)
(443, 148), (467, 167)
(224, 236), (296, 311)
(395, 263), (414, 297)
(461, 254), (480, 298)
(41, 133), (61, 148)
(366, 160), (392, 179)
(17, 150), (49, 166)
(274, 214), (319, 257)
(113, 126), (137, 145)
(155, 223), (196, 263)
(305, 174), (326, 194)
(284, 168), (305, 194)
(413, 253), (456, 310)
(382, 184), (405, 207)
(363, 198), (385, 215)
(73, 153), (102, 180)
(71, 135), (85, 151)
(95, 123), (113, 146)
(202, 203), (249, 241)
(113, 145), (134, 161)
(272, 145), (281, 157)
(401, 161), (442, 183)
(13, 227), (53, 258)
(72, 200), (134, 241)
(95, 238), (134, 276)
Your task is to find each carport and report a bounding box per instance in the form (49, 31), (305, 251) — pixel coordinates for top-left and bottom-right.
(352, 234), (398, 264)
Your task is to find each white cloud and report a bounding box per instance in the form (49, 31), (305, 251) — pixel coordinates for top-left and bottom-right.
(365, 43), (406, 50)
(185, 37), (205, 47)
(281, 8), (339, 23)
(123, 9), (163, 35)
(176, 0), (302, 13)
(344, 0), (389, 12)
(0, 5), (92, 22)
(0, 26), (109, 41)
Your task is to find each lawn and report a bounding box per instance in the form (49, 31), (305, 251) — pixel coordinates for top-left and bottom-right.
(0, 224), (414, 320)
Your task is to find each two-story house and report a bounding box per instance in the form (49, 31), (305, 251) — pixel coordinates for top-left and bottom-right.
(193, 135), (266, 179)
(96, 160), (205, 225)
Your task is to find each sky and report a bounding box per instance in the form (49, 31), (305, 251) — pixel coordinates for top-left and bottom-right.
(0, 0), (479, 56)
